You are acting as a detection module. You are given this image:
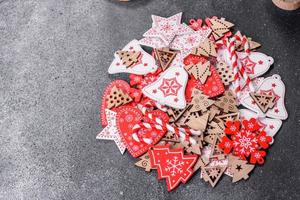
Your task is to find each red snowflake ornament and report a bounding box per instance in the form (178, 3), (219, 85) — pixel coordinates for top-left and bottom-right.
(148, 145), (198, 191)
(219, 118), (272, 165)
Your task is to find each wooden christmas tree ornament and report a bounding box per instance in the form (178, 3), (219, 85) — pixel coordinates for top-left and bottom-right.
(155, 48), (176, 71)
(105, 86), (133, 109)
(135, 153), (152, 172)
(209, 18), (234, 41)
(185, 112), (210, 131)
(215, 113), (239, 129)
(209, 136), (225, 160)
(228, 155), (255, 183)
(204, 121), (224, 144)
(185, 61), (212, 84)
(208, 105), (221, 121)
(191, 39), (217, 57)
(190, 89), (215, 112)
(214, 90), (238, 113)
(202, 166), (227, 187)
(250, 92), (276, 113)
(216, 61), (234, 86)
(116, 50), (141, 68)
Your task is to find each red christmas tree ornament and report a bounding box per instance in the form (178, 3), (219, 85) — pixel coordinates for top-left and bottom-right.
(148, 145), (198, 191)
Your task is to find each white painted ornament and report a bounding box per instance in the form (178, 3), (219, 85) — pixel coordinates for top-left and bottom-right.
(96, 109), (126, 154)
(217, 48), (274, 88)
(143, 12), (193, 46)
(108, 40), (158, 75)
(142, 65), (188, 109)
(239, 109), (282, 144)
(237, 51), (274, 79)
(241, 74), (288, 120)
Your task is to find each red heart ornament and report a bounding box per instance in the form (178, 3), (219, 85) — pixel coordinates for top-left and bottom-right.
(116, 106), (166, 158)
(196, 65), (225, 97)
(100, 80), (131, 126)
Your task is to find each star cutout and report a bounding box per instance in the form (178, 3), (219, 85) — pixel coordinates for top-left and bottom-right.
(159, 77), (182, 97)
(241, 56), (256, 75)
(97, 109), (126, 154)
(143, 13), (192, 46)
(272, 83), (276, 88)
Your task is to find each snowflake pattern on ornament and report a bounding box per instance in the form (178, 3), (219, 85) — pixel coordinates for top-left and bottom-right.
(166, 156), (184, 176)
(148, 145), (197, 191)
(158, 77), (182, 97)
(219, 118), (272, 165)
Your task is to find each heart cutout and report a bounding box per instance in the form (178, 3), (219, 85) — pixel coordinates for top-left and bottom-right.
(116, 106), (166, 158)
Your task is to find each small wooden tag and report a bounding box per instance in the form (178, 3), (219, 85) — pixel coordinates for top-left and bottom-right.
(116, 50), (141, 68)
(155, 48), (176, 71)
(190, 89), (215, 113)
(135, 153), (152, 172)
(216, 61), (234, 86)
(202, 166), (226, 187)
(105, 86), (133, 109)
(214, 90), (238, 113)
(185, 61), (211, 84)
(191, 39), (217, 57)
(228, 155), (255, 183)
(250, 92), (276, 113)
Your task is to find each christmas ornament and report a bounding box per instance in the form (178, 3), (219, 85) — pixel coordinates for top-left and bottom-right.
(148, 145), (198, 191)
(96, 109), (126, 154)
(108, 40), (158, 75)
(241, 74), (288, 120)
(142, 66), (188, 109)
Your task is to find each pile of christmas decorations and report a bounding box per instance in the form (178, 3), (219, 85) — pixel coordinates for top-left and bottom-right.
(97, 12), (288, 191)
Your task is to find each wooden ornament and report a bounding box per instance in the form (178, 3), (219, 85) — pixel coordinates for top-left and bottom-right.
(250, 92), (276, 113)
(135, 153), (152, 172)
(105, 86), (133, 109)
(215, 113), (240, 129)
(237, 37), (261, 51)
(202, 166), (226, 187)
(190, 89), (215, 113)
(210, 136), (225, 160)
(272, 0), (300, 11)
(155, 48), (176, 71)
(181, 140), (201, 155)
(208, 105), (221, 121)
(167, 104), (192, 123)
(185, 112), (210, 131)
(209, 18), (234, 41)
(161, 131), (180, 143)
(193, 157), (209, 172)
(228, 155), (255, 183)
(214, 90), (238, 113)
(216, 61), (234, 86)
(204, 121), (224, 144)
(116, 50), (141, 68)
(185, 61), (211, 84)
(191, 39), (217, 57)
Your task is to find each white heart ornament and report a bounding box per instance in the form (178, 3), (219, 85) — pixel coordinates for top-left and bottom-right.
(241, 74), (288, 120)
(237, 51), (274, 79)
(239, 109), (282, 144)
(142, 66), (188, 109)
(108, 39), (158, 75)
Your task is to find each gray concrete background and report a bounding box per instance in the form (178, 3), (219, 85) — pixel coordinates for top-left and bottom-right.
(0, 0), (299, 199)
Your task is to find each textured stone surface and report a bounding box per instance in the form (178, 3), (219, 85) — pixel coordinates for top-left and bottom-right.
(0, 0), (299, 199)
